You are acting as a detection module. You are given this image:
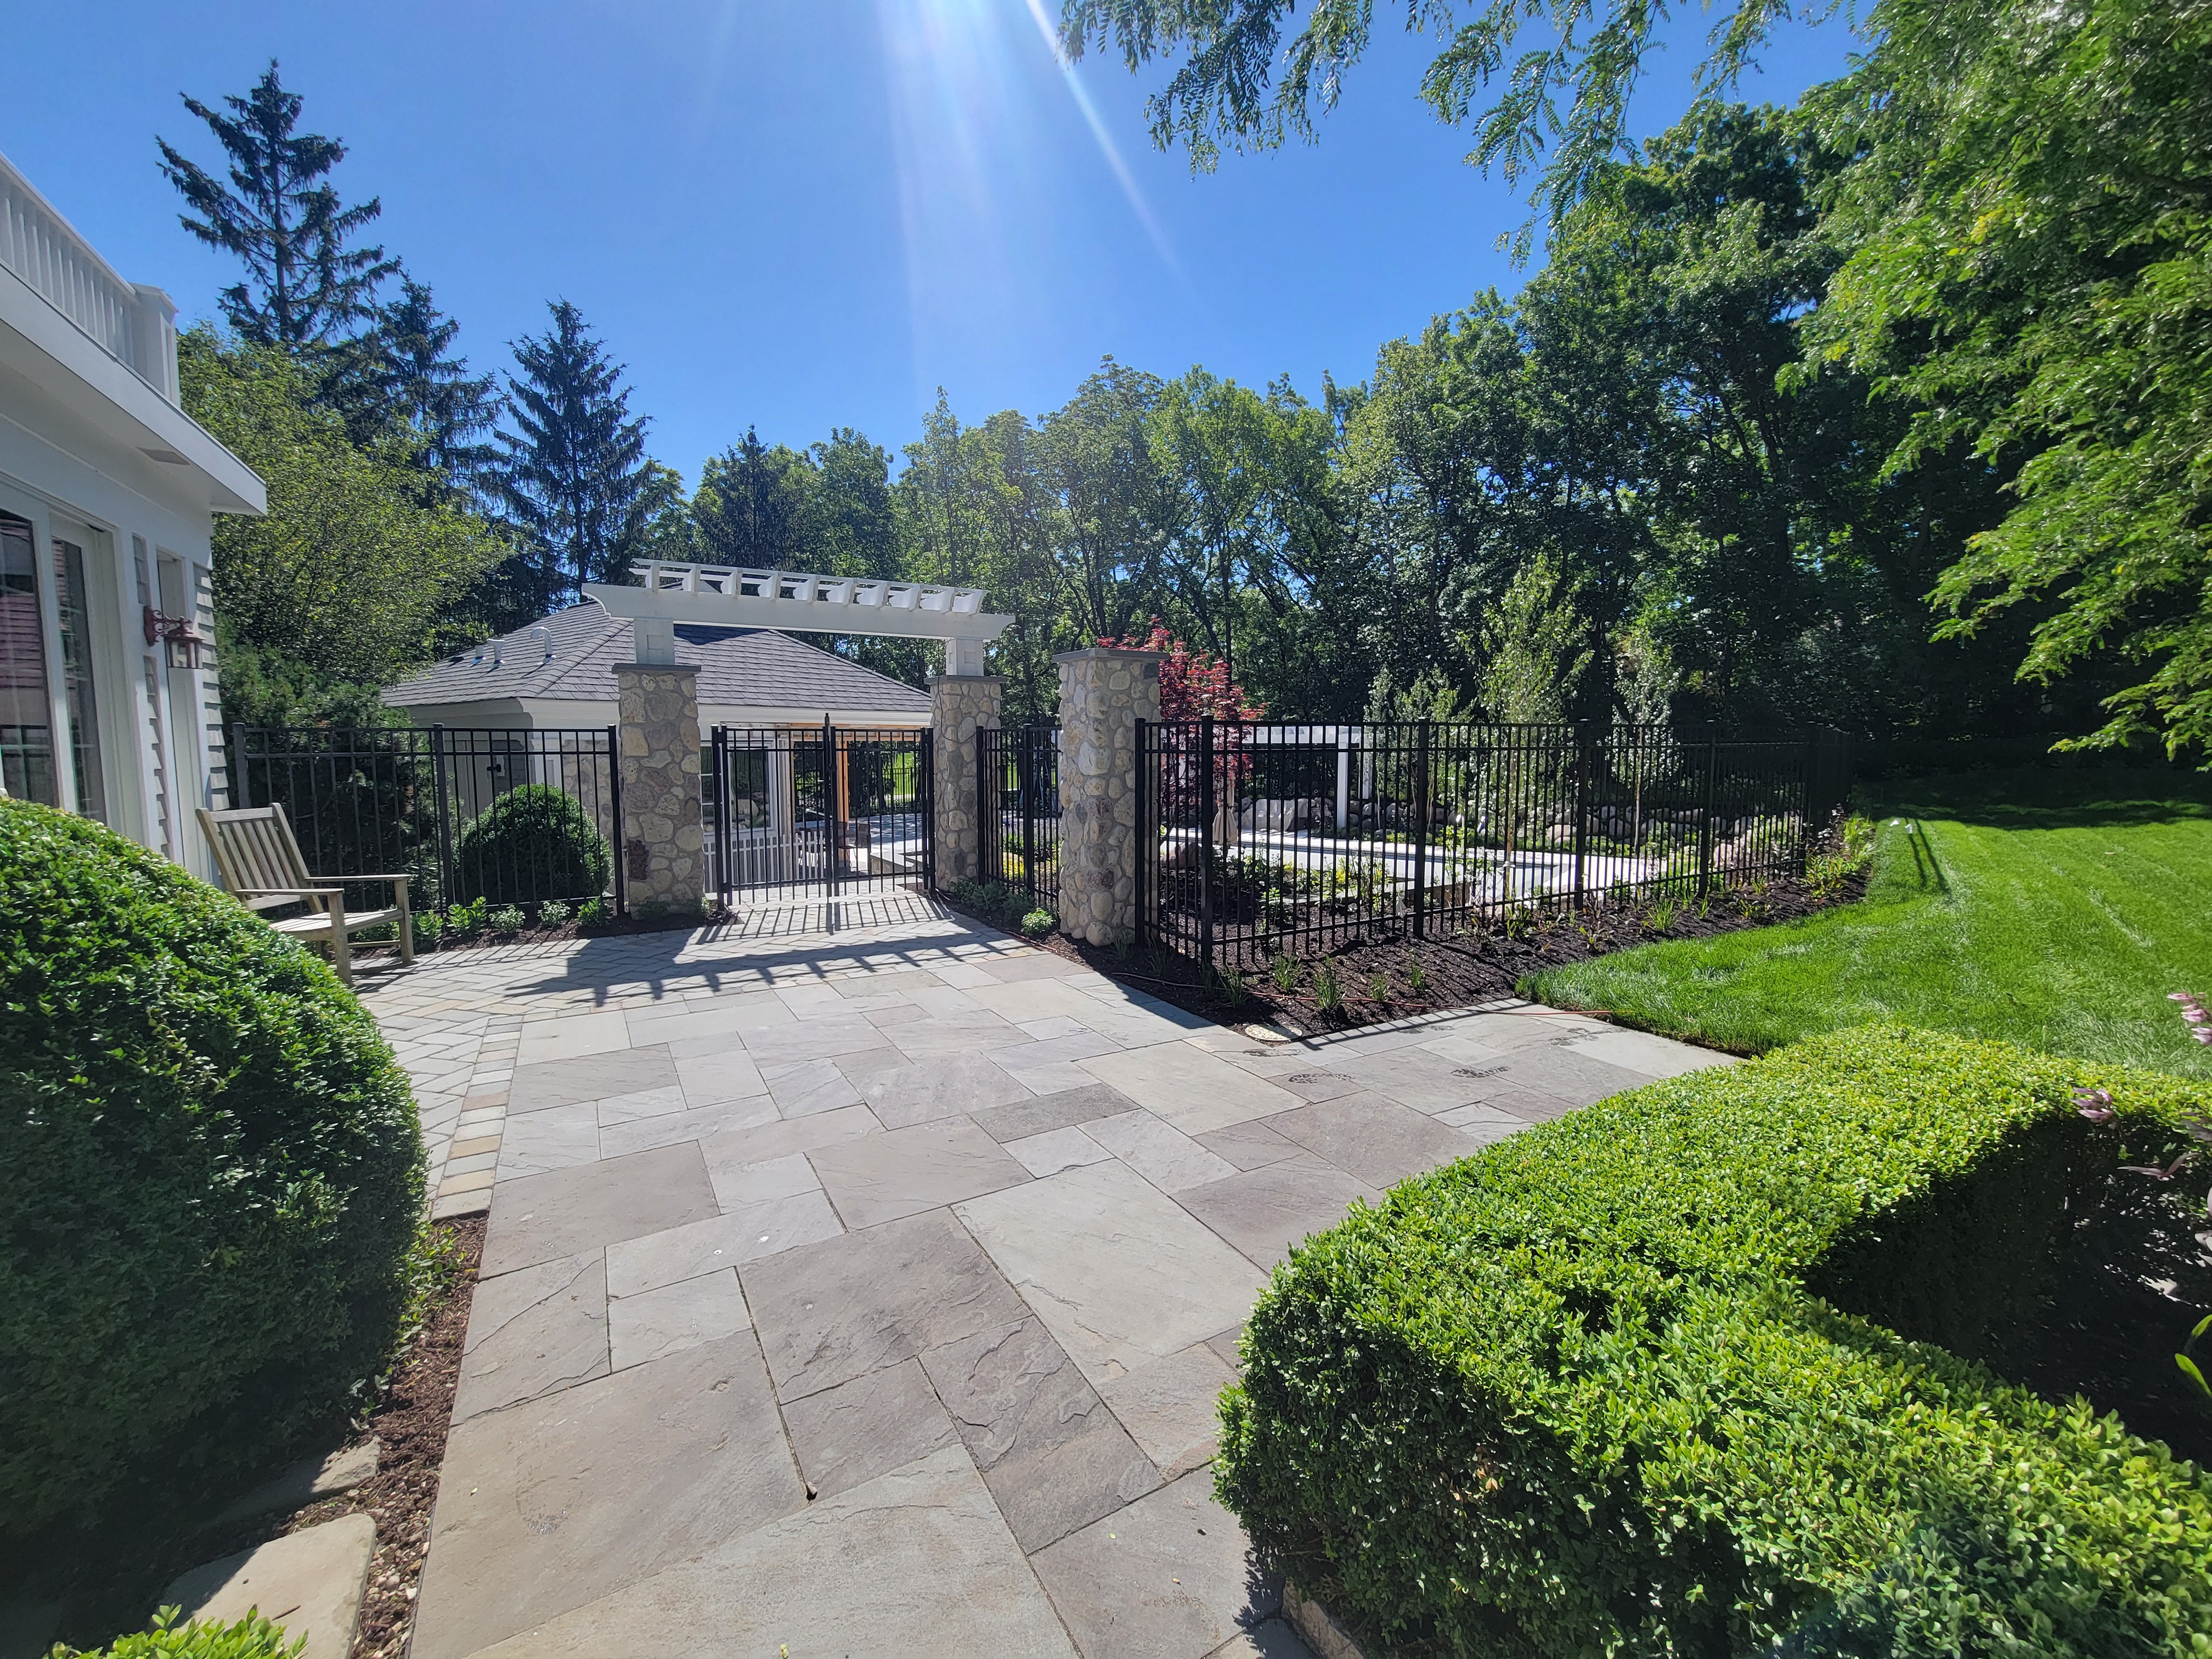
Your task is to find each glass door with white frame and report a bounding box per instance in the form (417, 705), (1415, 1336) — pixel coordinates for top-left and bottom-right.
(0, 511), (57, 805)
(50, 529), (108, 823)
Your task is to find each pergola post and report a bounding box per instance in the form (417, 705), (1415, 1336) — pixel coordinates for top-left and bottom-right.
(1055, 648), (1164, 947)
(612, 661), (704, 916)
(930, 670), (1000, 885)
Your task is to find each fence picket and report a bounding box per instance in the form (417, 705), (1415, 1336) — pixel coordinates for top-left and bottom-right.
(1135, 719), (1853, 972)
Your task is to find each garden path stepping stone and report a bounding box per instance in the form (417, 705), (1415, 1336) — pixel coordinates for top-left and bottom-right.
(808, 1117), (1031, 1228)
(919, 1313), (1160, 1551)
(479, 1142), (717, 1277)
(413, 1331), (800, 1659)
(957, 1161), (1266, 1386)
(1261, 1094), (1482, 1188)
(457, 1446), (1077, 1658)
(1176, 1161), (1382, 1271)
(740, 1207), (1032, 1401)
(779, 1356), (960, 1499)
(506, 1043), (676, 1114)
(1030, 1469), (1283, 1659)
(164, 1511), (376, 1659)
(453, 1251), (609, 1422)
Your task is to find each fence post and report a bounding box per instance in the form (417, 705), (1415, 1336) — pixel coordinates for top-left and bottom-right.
(920, 729), (936, 893)
(1800, 726), (1820, 868)
(1413, 719), (1431, 940)
(1697, 721), (1718, 901)
(606, 724), (625, 916)
(712, 726), (729, 907)
(1020, 729), (1039, 899)
(229, 723), (252, 809)
(1198, 715), (1216, 971)
(429, 724), (456, 914)
(1570, 720), (1590, 913)
(824, 715), (841, 899)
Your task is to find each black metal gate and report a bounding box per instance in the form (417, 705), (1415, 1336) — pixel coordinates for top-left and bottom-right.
(232, 723), (624, 917)
(978, 722), (1060, 912)
(708, 723), (933, 904)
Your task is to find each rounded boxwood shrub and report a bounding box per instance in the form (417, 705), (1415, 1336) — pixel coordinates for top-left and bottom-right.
(0, 800), (424, 1538)
(1218, 1026), (2212, 1656)
(452, 783), (611, 906)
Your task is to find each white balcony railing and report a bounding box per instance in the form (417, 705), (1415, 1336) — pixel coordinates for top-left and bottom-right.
(0, 149), (179, 404)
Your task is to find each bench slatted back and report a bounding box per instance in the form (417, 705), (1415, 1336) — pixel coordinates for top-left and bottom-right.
(197, 806), (319, 912)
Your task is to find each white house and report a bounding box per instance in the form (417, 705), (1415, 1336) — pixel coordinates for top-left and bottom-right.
(0, 149), (264, 877)
(382, 602), (933, 731)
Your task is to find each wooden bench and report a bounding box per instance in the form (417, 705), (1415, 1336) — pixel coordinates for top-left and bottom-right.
(197, 805), (414, 985)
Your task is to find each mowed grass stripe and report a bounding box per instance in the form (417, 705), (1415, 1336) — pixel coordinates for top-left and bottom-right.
(1528, 768), (2212, 1077)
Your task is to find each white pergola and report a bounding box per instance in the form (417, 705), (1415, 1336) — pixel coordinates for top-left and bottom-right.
(585, 562), (1013, 676)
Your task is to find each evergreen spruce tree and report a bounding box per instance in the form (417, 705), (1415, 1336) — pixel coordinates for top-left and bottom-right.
(693, 426), (812, 566)
(369, 276), (500, 494)
(157, 61), (398, 346)
(493, 300), (654, 622)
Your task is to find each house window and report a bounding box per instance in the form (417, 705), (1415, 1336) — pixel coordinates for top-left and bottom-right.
(52, 533), (107, 823)
(0, 511), (56, 805)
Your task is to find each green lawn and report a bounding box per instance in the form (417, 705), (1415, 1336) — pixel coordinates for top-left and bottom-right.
(1527, 768), (2212, 1078)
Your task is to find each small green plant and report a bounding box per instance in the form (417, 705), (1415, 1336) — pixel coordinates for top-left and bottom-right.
(537, 899), (573, 928)
(1021, 908), (1057, 938)
(577, 895), (611, 928)
(1368, 972), (1392, 1003)
(1269, 953), (1302, 992)
(635, 898), (670, 922)
(1403, 953), (1429, 997)
(1311, 958), (1343, 1013)
(412, 909), (444, 949)
(488, 905), (524, 937)
(1646, 896), (1679, 935)
(49, 1605), (305, 1658)
(1501, 904), (1532, 941)
(445, 896), (488, 937)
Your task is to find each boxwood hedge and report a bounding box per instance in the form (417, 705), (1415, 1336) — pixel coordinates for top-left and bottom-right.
(0, 800), (424, 1537)
(1216, 1026), (2212, 1657)
(453, 783), (611, 906)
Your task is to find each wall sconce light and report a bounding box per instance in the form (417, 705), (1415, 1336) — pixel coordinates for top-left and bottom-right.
(144, 606), (205, 670)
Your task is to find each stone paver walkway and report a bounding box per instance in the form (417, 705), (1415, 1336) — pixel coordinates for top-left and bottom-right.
(356, 893), (1729, 1659)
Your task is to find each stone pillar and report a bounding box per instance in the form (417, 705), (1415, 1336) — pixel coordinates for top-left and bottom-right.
(612, 662), (704, 917)
(1055, 648), (1163, 946)
(930, 672), (1001, 886)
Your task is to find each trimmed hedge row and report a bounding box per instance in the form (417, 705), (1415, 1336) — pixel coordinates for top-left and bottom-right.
(1216, 1026), (2212, 1656)
(0, 800), (424, 1537)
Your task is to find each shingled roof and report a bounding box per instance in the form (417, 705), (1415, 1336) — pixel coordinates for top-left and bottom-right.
(385, 603), (931, 715)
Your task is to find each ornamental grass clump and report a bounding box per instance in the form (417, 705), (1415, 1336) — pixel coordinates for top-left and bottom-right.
(0, 799), (424, 1538)
(1218, 1025), (2212, 1656)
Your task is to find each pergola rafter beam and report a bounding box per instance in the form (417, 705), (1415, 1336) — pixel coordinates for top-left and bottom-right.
(585, 563), (1012, 675)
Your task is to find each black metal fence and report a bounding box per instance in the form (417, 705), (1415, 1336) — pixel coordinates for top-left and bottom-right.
(708, 723), (933, 904)
(978, 722), (1061, 913)
(1136, 719), (1854, 970)
(231, 724), (624, 917)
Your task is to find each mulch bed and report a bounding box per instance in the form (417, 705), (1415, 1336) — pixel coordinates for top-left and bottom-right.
(947, 870), (1863, 1043)
(8, 1217), (483, 1656)
(297, 1215), (483, 1659)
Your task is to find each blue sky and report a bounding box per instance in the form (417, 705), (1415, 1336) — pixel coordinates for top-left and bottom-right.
(10, 3), (1858, 484)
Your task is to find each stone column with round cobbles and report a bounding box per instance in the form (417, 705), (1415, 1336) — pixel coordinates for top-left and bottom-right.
(1054, 647), (1164, 946)
(612, 662), (704, 916)
(930, 672), (1001, 886)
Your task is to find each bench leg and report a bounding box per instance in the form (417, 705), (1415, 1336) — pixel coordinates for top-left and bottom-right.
(326, 895), (354, 986)
(397, 879), (415, 965)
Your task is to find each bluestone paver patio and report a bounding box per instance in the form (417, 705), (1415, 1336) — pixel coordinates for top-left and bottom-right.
(357, 892), (1730, 1658)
